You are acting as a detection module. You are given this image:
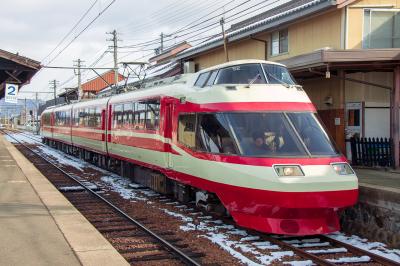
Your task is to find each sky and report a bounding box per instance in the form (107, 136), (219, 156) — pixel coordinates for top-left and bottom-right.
(1, 0), (289, 101)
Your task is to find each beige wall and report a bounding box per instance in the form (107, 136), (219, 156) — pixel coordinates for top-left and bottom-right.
(346, 0), (400, 49)
(192, 9), (343, 69)
(193, 39), (266, 70)
(301, 72), (392, 107)
(345, 72), (393, 103)
(270, 10), (343, 61)
(301, 77), (343, 110)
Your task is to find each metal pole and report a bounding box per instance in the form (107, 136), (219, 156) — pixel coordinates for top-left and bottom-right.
(24, 98), (27, 126)
(160, 32), (164, 53)
(220, 17), (229, 62)
(391, 66), (400, 168)
(36, 92), (39, 135)
(77, 59), (82, 100)
(113, 30), (118, 85)
(53, 80), (57, 106)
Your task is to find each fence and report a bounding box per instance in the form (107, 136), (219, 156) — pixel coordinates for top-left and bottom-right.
(350, 137), (393, 167)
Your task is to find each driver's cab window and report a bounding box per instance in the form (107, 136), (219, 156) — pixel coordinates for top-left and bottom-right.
(214, 64), (266, 85)
(178, 114), (196, 149)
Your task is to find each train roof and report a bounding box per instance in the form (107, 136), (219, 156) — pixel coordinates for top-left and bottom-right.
(42, 59), (310, 112)
(197, 59), (286, 74)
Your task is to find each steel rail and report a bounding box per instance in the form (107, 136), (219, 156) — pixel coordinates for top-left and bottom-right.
(263, 235), (336, 266)
(2, 130), (201, 266)
(320, 235), (400, 266)
(270, 234), (400, 266)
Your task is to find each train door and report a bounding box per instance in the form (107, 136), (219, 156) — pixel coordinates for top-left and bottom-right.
(50, 111), (55, 139)
(165, 102), (174, 169)
(105, 101), (112, 155)
(345, 102), (363, 160)
(69, 108), (73, 144)
(101, 109), (106, 153)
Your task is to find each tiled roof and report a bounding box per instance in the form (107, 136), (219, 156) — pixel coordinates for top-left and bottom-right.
(82, 70), (125, 93)
(177, 0), (334, 59)
(0, 49), (41, 70)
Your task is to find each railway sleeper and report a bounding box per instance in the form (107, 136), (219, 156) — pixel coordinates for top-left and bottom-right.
(47, 139), (228, 219)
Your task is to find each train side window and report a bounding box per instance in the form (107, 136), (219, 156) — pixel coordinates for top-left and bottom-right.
(205, 70), (218, 86)
(66, 110), (71, 126)
(79, 109), (85, 126)
(114, 104), (123, 128)
(196, 113), (238, 154)
(194, 72), (210, 87)
(73, 110), (79, 126)
(145, 100), (160, 130)
(123, 103), (132, 128)
(178, 114), (196, 149)
(135, 102), (146, 130)
(133, 102), (139, 128)
(95, 107), (101, 127)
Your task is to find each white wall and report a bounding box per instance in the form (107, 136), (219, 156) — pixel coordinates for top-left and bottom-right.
(364, 108), (390, 138)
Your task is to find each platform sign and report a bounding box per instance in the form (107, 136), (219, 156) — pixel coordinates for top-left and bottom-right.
(5, 83), (18, 104)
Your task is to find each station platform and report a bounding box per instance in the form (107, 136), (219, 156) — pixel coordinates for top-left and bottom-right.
(341, 167), (400, 247)
(0, 135), (129, 266)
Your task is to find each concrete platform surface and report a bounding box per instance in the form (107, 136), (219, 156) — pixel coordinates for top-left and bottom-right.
(0, 135), (129, 266)
(355, 168), (400, 192)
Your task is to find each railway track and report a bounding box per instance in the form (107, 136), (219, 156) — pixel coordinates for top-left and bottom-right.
(263, 234), (399, 265)
(2, 130), (202, 266)
(3, 130), (400, 266)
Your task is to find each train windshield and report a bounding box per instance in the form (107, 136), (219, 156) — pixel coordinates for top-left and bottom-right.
(188, 112), (339, 157)
(212, 63), (296, 85)
(215, 64), (267, 85)
(262, 64), (296, 85)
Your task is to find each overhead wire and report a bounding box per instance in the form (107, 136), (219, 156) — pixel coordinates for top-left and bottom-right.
(41, 0), (99, 64)
(118, 0), (251, 49)
(118, 0), (276, 53)
(46, 0), (117, 66)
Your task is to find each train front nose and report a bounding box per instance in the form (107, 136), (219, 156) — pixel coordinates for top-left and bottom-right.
(216, 163), (358, 235)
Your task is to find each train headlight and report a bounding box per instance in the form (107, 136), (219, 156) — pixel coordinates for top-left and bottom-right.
(332, 163), (354, 175)
(274, 165), (304, 177)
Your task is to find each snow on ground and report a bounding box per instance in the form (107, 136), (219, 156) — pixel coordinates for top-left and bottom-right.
(8, 132), (400, 265)
(328, 256), (371, 263)
(328, 232), (400, 262)
(284, 260), (313, 266)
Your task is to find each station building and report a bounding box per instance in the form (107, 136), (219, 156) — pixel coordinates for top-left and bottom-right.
(176, 0), (400, 167)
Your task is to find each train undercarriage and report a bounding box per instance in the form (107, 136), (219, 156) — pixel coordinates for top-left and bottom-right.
(43, 138), (228, 216)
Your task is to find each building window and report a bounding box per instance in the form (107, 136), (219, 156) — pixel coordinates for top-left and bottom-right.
(363, 9), (400, 48)
(271, 29), (288, 56)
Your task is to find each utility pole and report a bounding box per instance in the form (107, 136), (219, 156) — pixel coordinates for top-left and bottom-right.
(160, 32), (164, 53)
(49, 79), (59, 106)
(107, 29), (119, 85)
(24, 98), (27, 125)
(35, 92), (39, 134)
(74, 59), (84, 100)
(220, 17), (229, 62)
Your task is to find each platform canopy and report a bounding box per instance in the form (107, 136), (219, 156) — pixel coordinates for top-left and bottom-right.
(0, 49), (41, 99)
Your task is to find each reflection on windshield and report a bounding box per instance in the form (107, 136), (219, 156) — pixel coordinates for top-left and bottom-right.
(287, 113), (339, 155)
(262, 64), (296, 85)
(226, 113), (307, 156)
(178, 112), (339, 157)
(215, 64), (266, 85)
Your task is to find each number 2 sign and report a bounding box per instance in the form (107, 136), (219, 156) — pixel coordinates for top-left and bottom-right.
(5, 83), (18, 104)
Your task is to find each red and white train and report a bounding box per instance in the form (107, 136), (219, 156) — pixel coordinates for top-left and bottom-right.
(41, 60), (358, 235)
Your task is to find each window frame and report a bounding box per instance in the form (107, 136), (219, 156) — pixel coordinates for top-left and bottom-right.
(271, 28), (289, 56)
(177, 113), (197, 149)
(176, 111), (340, 158)
(214, 64), (267, 85)
(362, 8), (400, 49)
(194, 72), (211, 87)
